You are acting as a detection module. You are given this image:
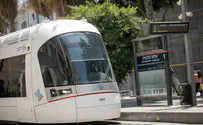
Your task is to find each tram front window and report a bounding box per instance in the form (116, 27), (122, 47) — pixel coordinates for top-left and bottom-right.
(38, 32), (114, 87)
(58, 32), (114, 84)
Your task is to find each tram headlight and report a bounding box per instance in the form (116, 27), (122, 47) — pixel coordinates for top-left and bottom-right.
(62, 90), (70, 94)
(50, 89), (57, 97)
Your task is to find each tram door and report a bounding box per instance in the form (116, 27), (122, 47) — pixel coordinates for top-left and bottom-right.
(17, 54), (36, 123)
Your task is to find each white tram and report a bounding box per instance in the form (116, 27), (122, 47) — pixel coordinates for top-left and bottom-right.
(0, 19), (121, 123)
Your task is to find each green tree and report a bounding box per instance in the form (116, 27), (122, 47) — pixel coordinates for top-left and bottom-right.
(66, 1), (144, 84)
(97, 0), (178, 20)
(142, 0), (178, 21)
(0, 0), (18, 33)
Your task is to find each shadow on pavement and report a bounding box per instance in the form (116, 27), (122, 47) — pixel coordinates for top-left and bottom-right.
(20, 121), (121, 125)
(72, 121), (121, 125)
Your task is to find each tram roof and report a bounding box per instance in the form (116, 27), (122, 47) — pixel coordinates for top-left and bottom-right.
(0, 19), (99, 48)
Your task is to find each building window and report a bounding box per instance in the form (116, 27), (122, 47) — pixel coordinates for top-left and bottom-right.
(32, 13), (35, 20)
(21, 21), (27, 29)
(0, 55), (26, 97)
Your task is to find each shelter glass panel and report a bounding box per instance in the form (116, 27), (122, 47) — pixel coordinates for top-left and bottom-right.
(139, 69), (167, 96)
(137, 36), (163, 53)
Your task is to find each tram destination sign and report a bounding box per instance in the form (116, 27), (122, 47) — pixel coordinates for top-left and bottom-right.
(150, 22), (189, 34)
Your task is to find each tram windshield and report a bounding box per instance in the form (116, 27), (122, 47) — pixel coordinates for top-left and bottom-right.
(38, 32), (114, 87)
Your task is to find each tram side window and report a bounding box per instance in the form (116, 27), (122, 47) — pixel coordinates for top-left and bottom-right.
(38, 38), (73, 87)
(0, 55), (26, 98)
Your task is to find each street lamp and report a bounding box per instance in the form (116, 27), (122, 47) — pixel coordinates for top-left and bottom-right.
(177, 0), (181, 6)
(186, 12), (193, 17)
(178, 12), (193, 20)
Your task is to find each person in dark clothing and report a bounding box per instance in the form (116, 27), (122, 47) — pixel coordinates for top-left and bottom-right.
(194, 65), (202, 96)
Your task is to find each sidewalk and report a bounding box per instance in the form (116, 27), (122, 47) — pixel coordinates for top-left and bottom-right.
(119, 97), (203, 124)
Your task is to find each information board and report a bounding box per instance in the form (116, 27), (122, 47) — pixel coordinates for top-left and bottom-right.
(150, 22), (189, 34)
(137, 51), (168, 72)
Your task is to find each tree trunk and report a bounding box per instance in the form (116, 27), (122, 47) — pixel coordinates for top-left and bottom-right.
(41, 3), (50, 19)
(3, 24), (8, 35)
(162, 7), (168, 21)
(55, 11), (60, 19)
(144, 0), (157, 51)
(144, 0), (153, 20)
(36, 13), (40, 23)
(124, 0), (146, 18)
(0, 13), (9, 26)
(60, 0), (66, 17)
(50, 14), (53, 20)
(9, 21), (15, 33)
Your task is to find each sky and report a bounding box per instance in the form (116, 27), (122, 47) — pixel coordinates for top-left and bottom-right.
(18, 0), (28, 5)
(18, 0), (23, 4)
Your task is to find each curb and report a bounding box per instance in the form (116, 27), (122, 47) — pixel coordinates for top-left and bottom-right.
(119, 112), (203, 124)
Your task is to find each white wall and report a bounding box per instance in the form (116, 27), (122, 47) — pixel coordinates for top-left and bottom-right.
(14, 7), (45, 31)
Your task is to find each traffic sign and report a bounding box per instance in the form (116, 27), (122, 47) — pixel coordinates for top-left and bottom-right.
(150, 22), (189, 34)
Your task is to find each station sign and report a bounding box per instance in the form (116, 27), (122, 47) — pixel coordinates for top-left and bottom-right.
(137, 51), (168, 72)
(150, 22), (189, 34)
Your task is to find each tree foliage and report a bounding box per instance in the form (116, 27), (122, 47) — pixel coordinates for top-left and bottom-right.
(28, 0), (86, 19)
(28, 0), (52, 19)
(97, 0), (178, 19)
(152, 0), (178, 11)
(0, 17), (4, 33)
(66, 1), (145, 84)
(0, 0), (18, 33)
(28, 0), (178, 21)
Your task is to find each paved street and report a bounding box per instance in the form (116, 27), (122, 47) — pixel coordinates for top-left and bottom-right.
(64, 121), (203, 125)
(4, 120), (203, 125)
(120, 97), (203, 124)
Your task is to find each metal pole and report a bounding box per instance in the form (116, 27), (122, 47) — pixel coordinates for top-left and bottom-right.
(133, 41), (142, 106)
(163, 35), (173, 106)
(181, 0), (197, 106)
